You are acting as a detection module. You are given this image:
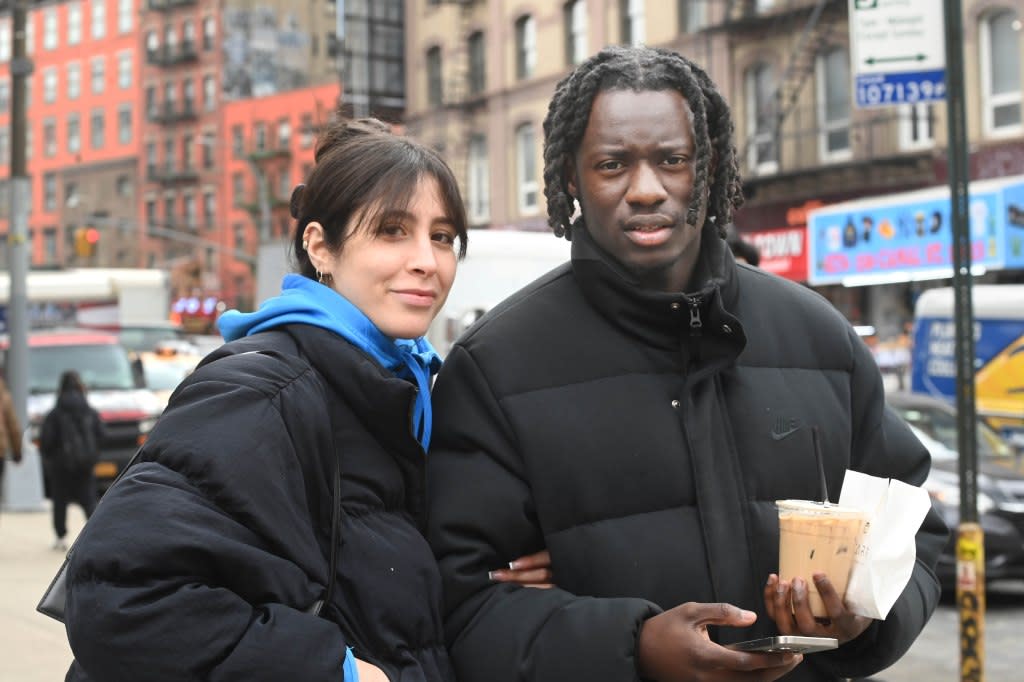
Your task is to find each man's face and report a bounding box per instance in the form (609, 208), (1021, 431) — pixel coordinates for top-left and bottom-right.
(569, 88), (706, 292)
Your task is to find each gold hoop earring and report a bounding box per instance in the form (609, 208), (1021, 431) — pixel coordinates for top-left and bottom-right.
(316, 269), (324, 284)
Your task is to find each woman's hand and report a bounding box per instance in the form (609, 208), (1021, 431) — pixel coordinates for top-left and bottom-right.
(764, 573), (872, 645)
(488, 549), (554, 589)
(355, 659), (390, 682)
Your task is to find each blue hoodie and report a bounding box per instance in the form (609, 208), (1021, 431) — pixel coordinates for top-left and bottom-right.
(217, 274), (443, 451)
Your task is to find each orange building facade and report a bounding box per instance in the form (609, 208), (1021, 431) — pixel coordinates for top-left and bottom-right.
(219, 81), (340, 310)
(1, 0), (143, 268)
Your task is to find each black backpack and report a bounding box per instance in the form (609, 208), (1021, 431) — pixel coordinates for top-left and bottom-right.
(55, 410), (99, 474)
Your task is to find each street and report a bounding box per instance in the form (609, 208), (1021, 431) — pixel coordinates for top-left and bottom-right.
(2, 506), (1023, 681)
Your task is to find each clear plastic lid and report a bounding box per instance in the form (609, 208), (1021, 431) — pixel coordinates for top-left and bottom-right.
(776, 499), (864, 517)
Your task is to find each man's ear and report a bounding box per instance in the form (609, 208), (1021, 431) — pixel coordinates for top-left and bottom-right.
(565, 158), (578, 199)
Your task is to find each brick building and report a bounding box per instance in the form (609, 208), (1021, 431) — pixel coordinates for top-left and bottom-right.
(403, 0), (1024, 335)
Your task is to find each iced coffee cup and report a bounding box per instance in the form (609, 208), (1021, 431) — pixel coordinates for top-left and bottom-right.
(777, 500), (866, 618)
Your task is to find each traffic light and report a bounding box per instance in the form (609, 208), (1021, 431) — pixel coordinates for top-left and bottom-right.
(74, 226), (100, 260)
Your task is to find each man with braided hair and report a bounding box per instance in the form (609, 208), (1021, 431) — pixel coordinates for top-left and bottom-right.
(427, 45), (945, 681)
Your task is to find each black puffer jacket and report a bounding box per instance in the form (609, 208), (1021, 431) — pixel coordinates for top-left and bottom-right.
(65, 324), (454, 681)
(427, 225), (947, 681)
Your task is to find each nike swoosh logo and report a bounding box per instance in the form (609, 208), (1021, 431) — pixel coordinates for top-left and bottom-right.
(771, 426), (800, 441)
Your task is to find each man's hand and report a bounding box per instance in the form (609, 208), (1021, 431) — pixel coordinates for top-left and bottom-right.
(764, 573), (872, 645)
(636, 602), (803, 682)
(488, 549), (553, 589)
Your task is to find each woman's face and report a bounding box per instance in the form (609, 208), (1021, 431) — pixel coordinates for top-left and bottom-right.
(307, 175), (458, 339)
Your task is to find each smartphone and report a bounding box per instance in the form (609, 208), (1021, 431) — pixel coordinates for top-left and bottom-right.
(726, 636), (838, 654)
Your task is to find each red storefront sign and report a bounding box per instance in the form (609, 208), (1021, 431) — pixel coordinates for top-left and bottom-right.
(746, 227), (809, 282)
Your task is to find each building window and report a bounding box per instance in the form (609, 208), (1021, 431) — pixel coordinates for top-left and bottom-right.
(145, 142), (156, 177)
(679, 0), (706, 33)
(44, 173), (57, 211)
(118, 52), (132, 88)
(44, 227), (57, 264)
(0, 129), (7, 167)
(202, 136), (214, 168)
(203, 75), (216, 111)
(183, 134), (193, 170)
(468, 32), (486, 95)
(90, 108), (105, 149)
(164, 196), (176, 227)
(116, 175), (132, 198)
(980, 9), (1022, 136)
(277, 119), (291, 149)
(65, 181), (80, 209)
(301, 114), (314, 147)
(117, 0), (132, 33)
(467, 134), (490, 223)
(515, 123), (538, 213)
(232, 173), (245, 206)
(203, 16), (216, 51)
(564, 1), (587, 66)
(427, 46), (443, 107)
(91, 0), (106, 40)
(165, 24), (177, 50)
(233, 222), (246, 250)
(118, 104), (132, 144)
(621, 0), (645, 46)
(232, 125), (244, 157)
(145, 86), (157, 118)
(898, 104), (935, 151)
(69, 2), (83, 45)
(67, 113), (81, 153)
(164, 138), (175, 172)
(91, 56), (105, 94)
(254, 122), (267, 152)
(145, 200), (157, 230)
(67, 62), (81, 99)
(43, 68), (57, 103)
(43, 118), (56, 157)
(43, 8), (58, 50)
(0, 19), (9, 61)
(146, 30), (158, 60)
(164, 80), (176, 113)
(203, 191), (215, 227)
(0, 80), (8, 110)
(745, 62), (778, 174)
(816, 48), (851, 162)
(515, 15), (536, 80)
(277, 169), (290, 199)
(183, 19), (196, 50)
(183, 78), (195, 113)
(184, 195), (196, 229)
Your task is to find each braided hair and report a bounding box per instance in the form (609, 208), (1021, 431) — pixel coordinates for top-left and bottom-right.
(542, 45), (743, 240)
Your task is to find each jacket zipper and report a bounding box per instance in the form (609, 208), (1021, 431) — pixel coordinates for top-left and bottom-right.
(687, 295), (703, 336)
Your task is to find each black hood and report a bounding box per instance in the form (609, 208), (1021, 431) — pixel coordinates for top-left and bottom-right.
(56, 389), (91, 414)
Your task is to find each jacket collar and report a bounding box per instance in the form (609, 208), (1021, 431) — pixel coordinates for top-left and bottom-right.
(570, 221), (746, 360)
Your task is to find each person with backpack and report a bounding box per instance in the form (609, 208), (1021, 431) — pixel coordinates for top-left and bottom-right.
(39, 370), (104, 550)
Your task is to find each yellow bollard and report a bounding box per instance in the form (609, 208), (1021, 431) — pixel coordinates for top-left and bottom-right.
(957, 522), (985, 682)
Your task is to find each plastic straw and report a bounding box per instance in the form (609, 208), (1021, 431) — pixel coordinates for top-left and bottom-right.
(812, 426), (830, 505)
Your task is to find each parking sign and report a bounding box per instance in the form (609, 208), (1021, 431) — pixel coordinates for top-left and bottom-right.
(849, 0), (946, 108)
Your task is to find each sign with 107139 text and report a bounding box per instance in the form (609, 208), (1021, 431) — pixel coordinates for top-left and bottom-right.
(848, 0), (946, 109)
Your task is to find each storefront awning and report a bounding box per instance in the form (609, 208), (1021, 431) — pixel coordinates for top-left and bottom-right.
(806, 175), (1024, 286)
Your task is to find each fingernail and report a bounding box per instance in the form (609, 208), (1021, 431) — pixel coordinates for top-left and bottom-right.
(741, 609), (757, 619)
(766, 575), (774, 586)
(508, 560), (518, 570)
(794, 579), (806, 598)
(488, 571), (496, 581)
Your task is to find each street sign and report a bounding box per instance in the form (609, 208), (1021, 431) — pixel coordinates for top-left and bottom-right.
(848, 0), (946, 108)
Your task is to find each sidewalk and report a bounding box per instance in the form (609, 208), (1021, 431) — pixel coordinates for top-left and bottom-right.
(0, 507), (86, 682)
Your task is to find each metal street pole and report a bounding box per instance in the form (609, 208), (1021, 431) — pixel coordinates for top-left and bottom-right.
(4, 0), (44, 511)
(943, 1), (984, 680)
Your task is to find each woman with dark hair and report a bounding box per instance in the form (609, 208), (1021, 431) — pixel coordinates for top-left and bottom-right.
(62, 117), (474, 681)
(39, 370), (103, 550)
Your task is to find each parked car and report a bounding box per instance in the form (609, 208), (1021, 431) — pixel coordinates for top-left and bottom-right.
(0, 329), (163, 493)
(888, 391), (1024, 590)
(138, 343), (203, 411)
